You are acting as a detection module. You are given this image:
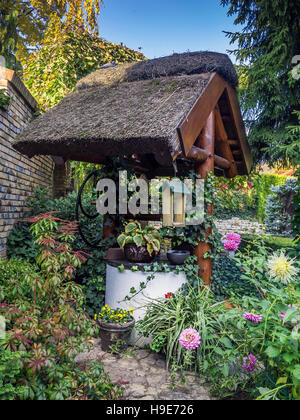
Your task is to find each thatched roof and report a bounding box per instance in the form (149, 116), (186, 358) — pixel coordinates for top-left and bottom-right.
(76, 51), (238, 89)
(13, 51), (246, 168)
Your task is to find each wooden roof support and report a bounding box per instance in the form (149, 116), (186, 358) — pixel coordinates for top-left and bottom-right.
(215, 106), (238, 178)
(224, 85), (253, 173)
(193, 111), (215, 286)
(179, 146), (210, 162)
(214, 154), (231, 170)
(177, 72), (226, 156)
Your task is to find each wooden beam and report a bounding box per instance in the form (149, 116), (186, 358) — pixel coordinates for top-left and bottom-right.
(214, 154), (231, 170)
(215, 106), (238, 178)
(228, 139), (240, 148)
(177, 73), (226, 157)
(224, 84), (253, 174)
(179, 146), (210, 162)
(193, 111), (215, 286)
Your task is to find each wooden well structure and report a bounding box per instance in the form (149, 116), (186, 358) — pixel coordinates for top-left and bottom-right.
(13, 52), (252, 284)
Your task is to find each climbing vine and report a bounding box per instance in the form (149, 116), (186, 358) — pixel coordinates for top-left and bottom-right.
(116, 170), (223, 301)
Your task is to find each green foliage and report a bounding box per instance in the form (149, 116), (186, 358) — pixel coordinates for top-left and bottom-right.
(1, 214), (123, 400)
(0, 347), (27, 400)
(23, 28), (145, 110)
(6, 187), (108, 316)
(254, 174), (287, 221)
(117, 220), (161, 256)
(0, 91), (11, 107)
(211, 254), (259, 300)
(240, 234), (296, 253)
(137, 286), (255, 397)
(138, 240), (300, 399)
(222, 0), (300, 166)
(214, 175), (257, 220)
(7, 222), (38, 263)
(0, 2), (21, 70)
(265, 177), (298, 236)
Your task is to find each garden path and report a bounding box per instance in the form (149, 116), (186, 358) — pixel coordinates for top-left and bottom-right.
(75, 340), (212, 400)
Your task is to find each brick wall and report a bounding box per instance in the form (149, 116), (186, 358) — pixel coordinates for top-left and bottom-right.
(0, 67), (54, 256)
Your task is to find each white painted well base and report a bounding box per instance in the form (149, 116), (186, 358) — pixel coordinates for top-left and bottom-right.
(105, 264), (187, 346)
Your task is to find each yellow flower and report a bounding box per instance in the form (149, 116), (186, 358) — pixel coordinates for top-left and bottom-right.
(94, 314), (97, 320)
(268, 252), (298, 284)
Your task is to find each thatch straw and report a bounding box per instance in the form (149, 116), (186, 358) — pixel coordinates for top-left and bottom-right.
(77, 51), (238, 90)
(13, 51), (239, 165)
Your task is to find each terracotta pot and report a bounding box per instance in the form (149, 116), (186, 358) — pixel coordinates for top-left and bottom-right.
(124, 243), (156, 263)
(98, 317), (135, 352)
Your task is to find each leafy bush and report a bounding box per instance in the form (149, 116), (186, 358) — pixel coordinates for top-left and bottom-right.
(6, 188), (108, 315)
(1, 214), (122, 400)
(214, 176), (257, 220)
(254, 174), (287, 221)
(265, 177), (298, 236)
(211, 254), (259, 299)
(0, 347), (28, 400)
(240, 234), (297, 253)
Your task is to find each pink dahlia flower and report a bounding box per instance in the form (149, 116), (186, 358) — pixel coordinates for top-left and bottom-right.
(242, 354), (257, 372)
(179, 328), (201, 350)
(224, 240), (238, 252)
(243, 312), (263, 324)
(226, 233), (241, 245)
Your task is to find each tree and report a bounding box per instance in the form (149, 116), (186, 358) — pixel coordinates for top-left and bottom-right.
(0, 2), (21, 70)
(222, 0), (300, 167)
(23, 28), (146, 110)
(0, 0), (103, 64)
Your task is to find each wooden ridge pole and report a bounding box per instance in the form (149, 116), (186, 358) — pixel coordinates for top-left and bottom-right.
(193, 111), (215, 285)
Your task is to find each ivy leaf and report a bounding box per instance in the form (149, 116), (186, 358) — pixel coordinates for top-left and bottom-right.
(222, 363), (229, 377)
(265, 346), (280, 358)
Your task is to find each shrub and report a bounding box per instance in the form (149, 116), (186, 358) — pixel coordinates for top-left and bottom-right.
(240, 234), (297, 253)
(0, 347), (28, 400)
(254, 174), (287, 221)
(0, 214), (122, 400)
(265, 177), (298, 236)
(6, 188), (109, 316)
(211, 254), (259, 299)
(214, 176), (257, 220)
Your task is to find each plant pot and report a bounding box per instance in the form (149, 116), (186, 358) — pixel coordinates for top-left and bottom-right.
(167, 250), (190, 265)
(124, 243), (156, 263)
(98, 317), (135, 352)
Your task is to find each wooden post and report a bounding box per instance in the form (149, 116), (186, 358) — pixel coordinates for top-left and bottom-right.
(193, 111), (215, 285)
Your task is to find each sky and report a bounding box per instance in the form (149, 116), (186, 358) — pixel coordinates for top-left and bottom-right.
(98, 0), (242, 61)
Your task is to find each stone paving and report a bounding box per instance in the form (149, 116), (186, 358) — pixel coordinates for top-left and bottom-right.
(75, 340), (212, 400)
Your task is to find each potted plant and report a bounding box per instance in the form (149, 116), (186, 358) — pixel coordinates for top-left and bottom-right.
(117, 221), (161, 263)
(95, 305), (135, 352)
